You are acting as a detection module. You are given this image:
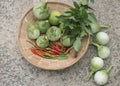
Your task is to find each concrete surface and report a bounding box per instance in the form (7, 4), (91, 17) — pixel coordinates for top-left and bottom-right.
(0, 0), (120, 86)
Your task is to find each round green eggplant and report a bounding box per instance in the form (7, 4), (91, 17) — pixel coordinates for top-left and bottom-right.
(33, 2), (50, 20)
(38, 20), (50, 33)
(60, 35), (74, 47)
(46, 26), (61, 41)
(36, 35), (49, 48)
(49, 10), (62, 25)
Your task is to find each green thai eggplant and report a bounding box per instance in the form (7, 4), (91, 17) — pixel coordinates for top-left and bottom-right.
(33, 2), (50, 20)
(60, 35), (74, 47)
(36, 35), (49, 48)
(38, 20), (50, 33)
(25, 19), (40, 39)
(46, 26), (61, 41)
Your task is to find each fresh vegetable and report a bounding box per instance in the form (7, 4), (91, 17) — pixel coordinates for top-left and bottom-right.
(46, 26), (61, 41)
(95, 32), (109, 45)
(30, 48), (43, 57)
(43, 51), (59, 58)
(87, 57), (104, 80)
(94, 65), (113, 85)
(57, 53), (68, 60)
(90, 23), (108, 33)
(38, 20), (50, 33)
(92, 42), (110, 59)
(88, 13), (108, 33)
(57, 1), (94, 51)
(33, 2), (50, 20)
(51, 43), (62, 52)
(49, 10), (62, 25)
(73, 37), (81, 52)
(59, 23), (64, 30)
(51, 43), (68, 55)
(25, 19), (40, 39)
(36, 35), (49, 48)
(34, 20), (40, 28)
(57, 0), (108, 51)
(60, 35), (74, 47)
(27, 0), (111, 64)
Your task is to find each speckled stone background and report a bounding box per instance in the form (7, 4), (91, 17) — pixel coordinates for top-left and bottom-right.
(0, 0), (120, 86)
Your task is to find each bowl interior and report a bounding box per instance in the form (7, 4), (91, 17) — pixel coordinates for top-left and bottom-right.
(17, 2), (90, 70)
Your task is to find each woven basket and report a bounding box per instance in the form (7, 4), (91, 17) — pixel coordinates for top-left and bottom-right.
(17, 1), (90, 70)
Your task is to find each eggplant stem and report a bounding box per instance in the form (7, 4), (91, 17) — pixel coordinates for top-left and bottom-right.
(91, 42), (100, 48)
(100, 25), (109, 28)
(106, 65), (113, 73)
(24, 18), (32, 27)
(87, 71), (94, 81)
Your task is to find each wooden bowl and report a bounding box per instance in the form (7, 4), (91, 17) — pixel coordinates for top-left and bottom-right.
(17, 2), (90, 70)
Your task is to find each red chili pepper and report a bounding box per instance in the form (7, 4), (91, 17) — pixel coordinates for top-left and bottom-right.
(64, 47), (68, 52)
(51, 43), (62, 52)
(56, 42), (63, 47)
(30, 48), (44, 57)
(38, 48), (46, 52)
(52, 49), (60, 54)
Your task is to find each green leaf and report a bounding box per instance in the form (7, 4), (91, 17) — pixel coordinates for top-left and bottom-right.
(73, 1), (80, 8)
(69, 25), (74, 29)
(80, 0), (88, 5)
(90, 0), (94, 3)
(84, 19), (92, 25)
(85, 27), (92, 35)
(88, 13), (97, 23)
(70, 8), (78, 14)
(73, 37), (81, 52)
(57, 53), (68, 60)
(80, 31), (87, 37)
(57, 0), (95, 40)
(84, 5), (94, 10)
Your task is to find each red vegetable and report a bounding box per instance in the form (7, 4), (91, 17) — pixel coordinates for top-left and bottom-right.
(51, 43), (62, 52)
(52, 49), (60, 54)
(30, 48), (43, 57)
(56, 42), (63, 47)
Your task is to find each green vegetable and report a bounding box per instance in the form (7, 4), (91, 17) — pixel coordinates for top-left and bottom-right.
(38, 20), (50, 33)
(34, 20), (40, 28)
(57, 53), (68, 60)
(73, 37), (81, 52)
(88, 13), (108, 33)
(59, 23), (64, 29)
(49, 10), (62, 25)
(57, 0), (108, 51)
(90, 23), (108, 33)
(36, 35), (49, 48)
(57, 1), (96, 51)
(87, 57), (104, 80)
(60, 35), (74, 47)
(33, 2), (50, 20)
(28, 28), (40, 39)
(95, 32), (109, 45)
(94, 65), (113, 85)
(25, 19), (40, 39)
(59, 23), (65, 34)
(58, 1), (94, 37)
(92, 42), (110, 59)
(46, 26), (61, 41)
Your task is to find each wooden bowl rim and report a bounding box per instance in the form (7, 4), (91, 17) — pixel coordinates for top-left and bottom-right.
(17, 1), (90, 70)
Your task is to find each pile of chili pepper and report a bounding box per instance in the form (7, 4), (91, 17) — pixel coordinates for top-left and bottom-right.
(28, 40), (70, 58)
